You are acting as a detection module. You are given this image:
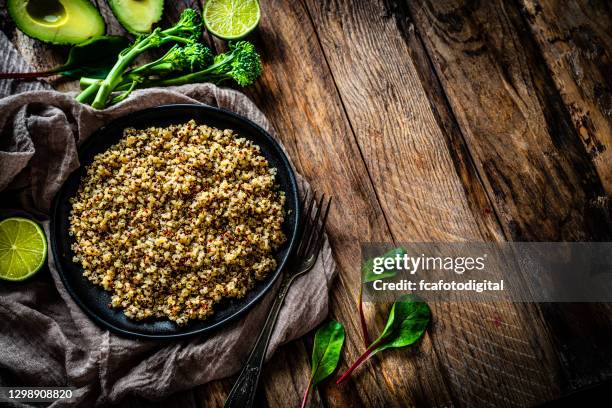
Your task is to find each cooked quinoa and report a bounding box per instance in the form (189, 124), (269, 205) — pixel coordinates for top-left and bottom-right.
(69, 120), (286, 325)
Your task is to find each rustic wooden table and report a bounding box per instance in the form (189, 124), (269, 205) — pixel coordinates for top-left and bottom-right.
(2, 0), (611, 406)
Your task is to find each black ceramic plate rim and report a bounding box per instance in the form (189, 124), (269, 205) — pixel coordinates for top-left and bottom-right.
(50, 104), (300, 340)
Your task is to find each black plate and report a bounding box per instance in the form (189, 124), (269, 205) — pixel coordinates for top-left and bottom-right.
(50, 104), (300, 340)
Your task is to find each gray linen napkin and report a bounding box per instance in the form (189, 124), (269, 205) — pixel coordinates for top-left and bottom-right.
(0, 35), (336, 407)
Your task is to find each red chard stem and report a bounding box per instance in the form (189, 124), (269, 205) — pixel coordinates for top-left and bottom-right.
(0, 71), (55, 80)
(300, 377), (314, 408)
(336, 344), (377, 385)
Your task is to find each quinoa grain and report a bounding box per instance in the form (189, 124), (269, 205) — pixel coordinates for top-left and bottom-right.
(69, 120), (286, 325)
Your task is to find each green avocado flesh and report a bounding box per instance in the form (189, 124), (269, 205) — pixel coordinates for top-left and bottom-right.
(8, 0), (105, 45)
(108, 0), (164, 34)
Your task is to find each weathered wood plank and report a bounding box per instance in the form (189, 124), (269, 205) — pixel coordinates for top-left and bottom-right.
(193, 378), (230, 408)
(406, 0), (612, 392)
(400, 6), (506, 244)
(194, 339), (322, 408)
(520, 0), (612, 193)
(407, 0), (610, 242)
(258, 340), (325, 408)
(302, 0), (563, 406)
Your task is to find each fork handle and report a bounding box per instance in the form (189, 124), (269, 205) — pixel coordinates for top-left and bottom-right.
(224, 274), (294, 408)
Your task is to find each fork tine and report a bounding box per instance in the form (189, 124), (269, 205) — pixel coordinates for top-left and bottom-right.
(300, 193), (324, 258)
(305, 196), (332, 258)
(295, 191), (317, 257)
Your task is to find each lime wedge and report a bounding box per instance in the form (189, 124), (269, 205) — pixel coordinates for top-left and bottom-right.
(204, 0), (261, 40)
(0, 217), (47, 281)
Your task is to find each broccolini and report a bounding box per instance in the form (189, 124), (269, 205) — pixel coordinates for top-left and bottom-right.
(77, 9), (203, 108)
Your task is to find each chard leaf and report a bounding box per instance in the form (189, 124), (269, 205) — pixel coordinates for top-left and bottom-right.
(54, 36), (130, 79)
(337, 296), (431, 384)
(310, 320), (345, 385)
(302, 320), (345, 408)
(359, 246), (407, 346)
(362, 247), (407, 283)
(372, 294), (430, 353)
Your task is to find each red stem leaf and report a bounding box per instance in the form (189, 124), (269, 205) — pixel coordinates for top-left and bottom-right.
(336, 344), (376, 385)
(0, 71), (55, 80)
(300, 377), (313, 408)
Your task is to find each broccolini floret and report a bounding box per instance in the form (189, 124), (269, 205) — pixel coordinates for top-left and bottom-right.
(209, 41), (263, 86)
(146, 41), (263, 88)
(130, 43), (214, 77)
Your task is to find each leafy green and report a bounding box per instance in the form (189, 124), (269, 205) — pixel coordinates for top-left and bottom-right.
(301, 320), (345, 408)
(57, 36), (131, 78)
(370, 294), (430, 352)
(337, 295), (430, 384)
(311, 320), (345, 384)
(362, 246), (407, 283)
(358, 246), (407, 347)
(0, 36), (129, 80)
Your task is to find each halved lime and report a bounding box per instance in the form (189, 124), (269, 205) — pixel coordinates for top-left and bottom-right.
(0, 217), (47, 281)
(203, 0), (261, 40)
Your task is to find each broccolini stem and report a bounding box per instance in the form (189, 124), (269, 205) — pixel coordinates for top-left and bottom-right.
(135, 54), (235, 87)
(91, 44), (144, 109)
(109, 80), (139, 105)
(79, 77), (99, 89)
(75, 81), (101, 104)
(129, 54), (170, 76)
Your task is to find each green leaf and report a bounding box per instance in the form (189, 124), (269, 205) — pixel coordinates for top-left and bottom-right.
(310, 320), (345, 385)
(302, 320), (345, 408)
(53, 36), (131, 79)
(337, 295), (431, 384)
(372, 294), (430, 353)
(362, 247), (407, 283)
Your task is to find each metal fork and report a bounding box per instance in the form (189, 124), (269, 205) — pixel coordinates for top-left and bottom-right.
(224, 192), (332, 408)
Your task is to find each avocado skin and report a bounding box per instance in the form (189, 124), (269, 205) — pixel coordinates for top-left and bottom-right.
(8, 0), (106, 45)
(107, 0), (165, 34)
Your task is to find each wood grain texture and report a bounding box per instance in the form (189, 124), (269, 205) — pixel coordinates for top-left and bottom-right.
(520, 0), (612, 193)
(406, 0), (612, 392)
(407, 0), (611, 242)
(301, 0), (560, 406)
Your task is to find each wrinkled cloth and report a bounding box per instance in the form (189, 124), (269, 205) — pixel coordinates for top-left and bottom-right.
(0, 34), (336, 407)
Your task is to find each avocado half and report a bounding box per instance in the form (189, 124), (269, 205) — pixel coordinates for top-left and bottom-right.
(8, 0), (105, 45)
(107, 0), (164, 34)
